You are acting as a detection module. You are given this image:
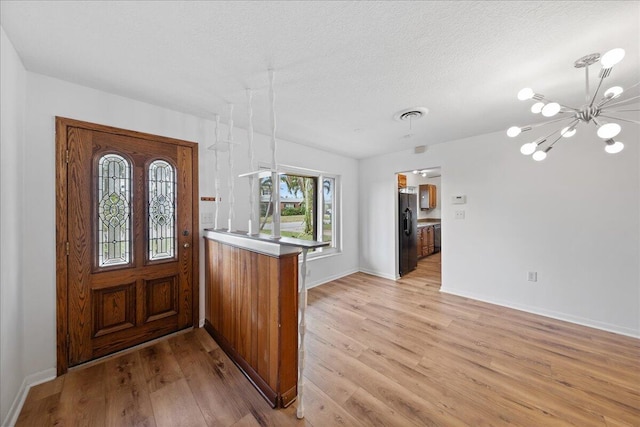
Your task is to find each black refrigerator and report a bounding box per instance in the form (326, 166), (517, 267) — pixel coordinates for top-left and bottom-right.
(399, 192), (417, 276)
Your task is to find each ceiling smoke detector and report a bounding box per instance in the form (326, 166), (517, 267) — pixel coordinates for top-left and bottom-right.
(393, 107), (429, 122)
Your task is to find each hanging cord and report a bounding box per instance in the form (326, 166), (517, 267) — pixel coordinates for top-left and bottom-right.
(227, 104), (235, 231)
(269, 69), (278, 169)
(247, 89), (256, 234)
(268, 68), (281, 239)
(213, 114), (221, 229)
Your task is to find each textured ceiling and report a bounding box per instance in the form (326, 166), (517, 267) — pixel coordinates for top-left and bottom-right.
(1, 1), (639, 159)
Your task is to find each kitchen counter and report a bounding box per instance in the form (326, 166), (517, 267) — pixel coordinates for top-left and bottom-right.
(418, 222), (440, 228)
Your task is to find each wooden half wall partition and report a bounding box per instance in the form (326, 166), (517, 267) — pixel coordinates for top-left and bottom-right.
(203, 229), (327, 409)
(205, 236), (298, 407)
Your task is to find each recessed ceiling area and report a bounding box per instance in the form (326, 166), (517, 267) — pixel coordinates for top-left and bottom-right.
(1, 1), (638, 159)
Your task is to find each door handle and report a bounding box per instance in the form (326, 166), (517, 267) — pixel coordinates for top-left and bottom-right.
(403, 208), (412, 236)
(183, 243), (190, 248)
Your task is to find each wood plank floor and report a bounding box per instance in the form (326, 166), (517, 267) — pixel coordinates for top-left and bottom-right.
(17, 253), (640, 426)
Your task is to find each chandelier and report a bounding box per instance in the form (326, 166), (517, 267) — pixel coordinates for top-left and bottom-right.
(507, 48), (639, 161)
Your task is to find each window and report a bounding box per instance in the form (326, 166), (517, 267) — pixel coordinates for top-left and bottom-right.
(97, 154), (132, 267)
(258, 166), (339, 255)
(148, 160), (176, 261)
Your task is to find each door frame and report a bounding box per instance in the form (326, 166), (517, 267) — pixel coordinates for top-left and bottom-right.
(394, 168), (442, 279)
(55, 117), (200, 375)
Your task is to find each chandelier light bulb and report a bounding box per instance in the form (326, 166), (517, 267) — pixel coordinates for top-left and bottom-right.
(412, 170), (418, 174)
(600, 48), (625, 69)
(532, 150), (547, 161)
(541, 102), (561, 117)
(605, 140), (624, 154)
(520, 142), (537, 155)
(597, 123), (621, 139)
(507, 126), (522, 137)
(421, 172), (427, 177)
(517, 88), (535, 101)
(561, 126), (577, 138)
(531, 102), (545, 114)
(604, 86), (623, 99)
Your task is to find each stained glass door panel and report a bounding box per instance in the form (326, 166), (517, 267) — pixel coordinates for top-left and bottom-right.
(148, 160), (176, 261)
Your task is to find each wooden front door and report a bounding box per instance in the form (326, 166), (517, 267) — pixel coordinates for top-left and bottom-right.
(56, 117), (199, 374)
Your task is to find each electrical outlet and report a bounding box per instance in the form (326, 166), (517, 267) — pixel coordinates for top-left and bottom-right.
(454, 210), (465, 220)
(527, 272), (537, 282)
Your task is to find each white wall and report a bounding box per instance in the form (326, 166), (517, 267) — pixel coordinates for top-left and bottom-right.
(19, 72), (358, 390)
(0, 27), (26, 425)
(360, 125), (640, 337)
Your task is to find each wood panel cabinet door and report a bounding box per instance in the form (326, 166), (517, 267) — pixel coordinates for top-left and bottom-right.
(425, 226), (435, 256)
(428, 185), (437, 208)
(419, 185), (429, 210)
(417, 227), (424, 257)
(419, 184), (438, 210)
(56, 117), (199, 374)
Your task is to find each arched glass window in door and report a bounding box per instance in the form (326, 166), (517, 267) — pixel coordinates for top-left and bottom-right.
(148, 160), (176, 261)
(97, 154), (132, 267)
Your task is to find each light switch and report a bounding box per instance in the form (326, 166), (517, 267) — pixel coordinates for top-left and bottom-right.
(452, 195), (466, 204)
(454, 210), (465, 220)
(202, 212), (214, 224)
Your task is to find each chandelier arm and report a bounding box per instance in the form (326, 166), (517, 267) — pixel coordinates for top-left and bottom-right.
(598, 82), (640, 108)
(588, 73), (607, 108)
(564, 118), (581, 130)
(597, 97), (616, 108)
(538, 128), (567, 150)
(547, 134), (564, 148)
(601, 95), (640, 109)
(537, 119), (578, 143)
(542, 101), (580, 112)
(598, 114), (640, 125)
(606, 109), (640, 113)
(624, 81), (640, 91)
(515, 116), (573, 135)
(561, 106), (580, 113)
(547, 120), (581, 148)
(524, 116), (574, 130)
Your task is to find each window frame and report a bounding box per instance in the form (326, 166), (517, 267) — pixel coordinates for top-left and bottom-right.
(257, 163), (341, 259)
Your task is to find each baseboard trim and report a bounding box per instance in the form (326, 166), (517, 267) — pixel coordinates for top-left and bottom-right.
(358, 268), (397, 281)
(440, 286), (640, 339)
(306, 269), (359, 289)
(3, 368), (56, 427)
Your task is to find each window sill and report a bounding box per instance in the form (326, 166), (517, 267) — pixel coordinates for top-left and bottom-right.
(303, 247), (341, 262)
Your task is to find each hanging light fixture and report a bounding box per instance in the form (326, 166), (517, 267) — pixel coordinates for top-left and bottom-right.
(507, 48), (639, 161)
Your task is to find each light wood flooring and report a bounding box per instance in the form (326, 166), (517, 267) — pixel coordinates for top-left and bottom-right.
(17, 253), (640, 426)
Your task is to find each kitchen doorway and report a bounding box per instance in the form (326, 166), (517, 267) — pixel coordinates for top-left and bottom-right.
(396, 167), (442, 286)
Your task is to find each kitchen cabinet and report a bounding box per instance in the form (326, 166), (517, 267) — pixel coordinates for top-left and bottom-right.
(417, 225), (435, 258)
(398, 174), (407, 189)
(424, 225), (435, 256)
(419, 184), (437, 210)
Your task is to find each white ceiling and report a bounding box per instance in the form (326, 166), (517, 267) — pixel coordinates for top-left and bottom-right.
(1, 1), (639, 159)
